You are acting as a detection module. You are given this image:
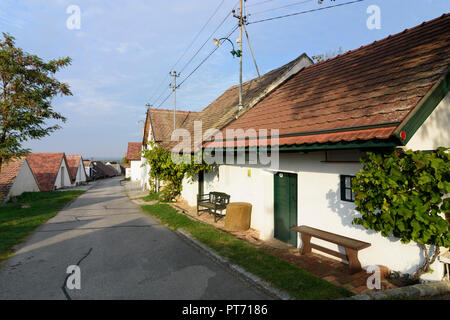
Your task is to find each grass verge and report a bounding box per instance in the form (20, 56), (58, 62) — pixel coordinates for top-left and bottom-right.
(141, 203), (352, 300)
(0, 190), (85, 265)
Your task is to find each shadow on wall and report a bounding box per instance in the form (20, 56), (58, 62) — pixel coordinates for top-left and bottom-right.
(325, 183), (435, 275)
(326, 183), (406, 246)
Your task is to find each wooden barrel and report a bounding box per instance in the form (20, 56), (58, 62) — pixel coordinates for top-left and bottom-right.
(224, 202), (252, 231)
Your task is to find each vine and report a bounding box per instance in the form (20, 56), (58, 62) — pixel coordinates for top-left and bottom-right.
(141, 142), (214, 202)
(352, 147), (450, 281)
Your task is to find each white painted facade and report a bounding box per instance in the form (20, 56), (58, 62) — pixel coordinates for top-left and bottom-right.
(129, 160), (141, 182)
(72, 161), (88, 186)
(180, 97), (450, 281)
(54, 159), (73, 189)
(5, 160), (40, 201)
(406, 91), (450, 151)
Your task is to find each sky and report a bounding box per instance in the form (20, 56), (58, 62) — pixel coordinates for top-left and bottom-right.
(0, 0), (449, 159)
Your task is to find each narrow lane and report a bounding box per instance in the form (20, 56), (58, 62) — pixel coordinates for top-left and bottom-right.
(0, 177), (270, 300)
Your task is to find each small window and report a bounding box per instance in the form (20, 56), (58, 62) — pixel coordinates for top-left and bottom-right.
(340, 175), (355, 202)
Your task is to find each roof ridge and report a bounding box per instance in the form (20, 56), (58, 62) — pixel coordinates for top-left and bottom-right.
(308, 13), (450, 69)
(149, 108), (197, 113)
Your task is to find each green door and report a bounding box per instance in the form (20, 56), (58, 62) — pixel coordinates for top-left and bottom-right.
(274, 172), (298, 247)
(198, 170), (204, 196)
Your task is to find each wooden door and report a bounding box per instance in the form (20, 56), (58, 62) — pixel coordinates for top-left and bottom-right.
(274, 172), (298, 247)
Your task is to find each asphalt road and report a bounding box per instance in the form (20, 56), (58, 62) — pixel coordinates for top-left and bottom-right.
(0, 177), (270, 300)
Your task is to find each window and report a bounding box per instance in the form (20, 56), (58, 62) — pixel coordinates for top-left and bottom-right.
(340, 175), (355, 202)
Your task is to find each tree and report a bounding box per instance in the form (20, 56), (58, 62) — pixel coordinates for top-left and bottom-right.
(312, 46), (343, 63)
(121, 156), (129, 166)
(0, 33), (72, 172)
(352, 148), (450, 281)
(142, 142), (214, 202)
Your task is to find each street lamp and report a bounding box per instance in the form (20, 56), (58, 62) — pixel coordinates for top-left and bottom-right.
(213, 37), (241, 58)
(214, 37), (243, 110)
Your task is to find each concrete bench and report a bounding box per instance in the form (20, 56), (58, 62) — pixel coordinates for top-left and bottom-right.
(291, 225), (371, 274)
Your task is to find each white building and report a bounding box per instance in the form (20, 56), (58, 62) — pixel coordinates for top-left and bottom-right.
(66, 155), (88, 186)
(144, 15), (450, 281)
(126, 142), (142, 182)
(0, 157), (40, 202)
(27, 153), (73, 191)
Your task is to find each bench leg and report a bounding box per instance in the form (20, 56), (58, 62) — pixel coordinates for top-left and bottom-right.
(345, 248), (362, 274)
(300, 234), (312, 255)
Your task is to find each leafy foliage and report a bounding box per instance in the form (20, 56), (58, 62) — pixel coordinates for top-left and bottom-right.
(312, 46), (343, 63)
(352, 147), (450, 279)
(141, 142), (214, 202)
(0, 33), (72, 169)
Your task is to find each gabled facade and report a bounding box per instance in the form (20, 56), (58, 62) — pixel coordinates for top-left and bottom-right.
(26, 153), (73, 191)
(0, 157), (40, 202)
(126, 142), (142, 182)
(66, 155), (88, 186)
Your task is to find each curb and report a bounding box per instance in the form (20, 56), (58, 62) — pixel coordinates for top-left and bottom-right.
(340, 280), (450, 300)
(176, 228), (294, 301)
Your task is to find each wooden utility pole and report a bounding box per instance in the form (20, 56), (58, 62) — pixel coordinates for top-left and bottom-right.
(169, 71), (180, 130)
(233, 0), (245, 111)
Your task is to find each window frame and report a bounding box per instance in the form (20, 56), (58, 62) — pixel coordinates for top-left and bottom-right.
(340, 175), (356, 202)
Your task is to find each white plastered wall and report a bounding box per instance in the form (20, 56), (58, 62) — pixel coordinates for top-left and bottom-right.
(406, 91), (450, 150)
(180, 150), (446, 280)
(7, 160), (40, 200)
(54, 160), (72, 189)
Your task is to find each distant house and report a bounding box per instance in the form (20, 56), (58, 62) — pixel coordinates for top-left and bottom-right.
(66, 155), (88, 186)
(27, 153), (72, 191)
(83, 160), (92, 179)
(0, 157), (40, 202)
(88, 161), (117, 180)
(126, 142), (142, 182)
(106, 161), (123, 175)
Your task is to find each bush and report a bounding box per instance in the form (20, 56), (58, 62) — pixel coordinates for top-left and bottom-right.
(352, 147), (450, 280)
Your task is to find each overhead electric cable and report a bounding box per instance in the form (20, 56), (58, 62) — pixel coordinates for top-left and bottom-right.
(247, 0), (364, 24)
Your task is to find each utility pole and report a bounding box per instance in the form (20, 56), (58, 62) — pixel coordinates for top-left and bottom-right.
(169, 71), (180, 130)
(233, 0), (245, 111)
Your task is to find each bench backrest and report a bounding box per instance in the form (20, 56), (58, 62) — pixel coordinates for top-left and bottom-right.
(210, 192), (230, 205)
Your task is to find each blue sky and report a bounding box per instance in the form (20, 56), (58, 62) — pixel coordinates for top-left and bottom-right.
(1, 0), (449, 159)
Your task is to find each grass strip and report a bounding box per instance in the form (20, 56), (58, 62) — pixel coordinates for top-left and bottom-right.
(141, 203), (352, 300)
(0, 190), (85, 265)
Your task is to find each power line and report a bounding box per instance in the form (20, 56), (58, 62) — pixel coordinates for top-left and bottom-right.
(246, 0), (275, 8)
(172, 0), (227, 71)
(249, 0), (315, 16)
(247, 0), (364, 24)
(150, 1), (239, 108)
(179, 25), (239, 88)
(147, 0), (228, 107)
(179, 6), (235, 74)
(155, 25), (239, 110)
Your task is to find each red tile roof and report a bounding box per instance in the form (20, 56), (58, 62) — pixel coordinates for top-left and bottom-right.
(0, 157), (27, 199)
(126, 142), (142, 161)
(205, 14), (450, 149)
(92, 161), (117, 177)
(143, 54), (313, 151)
(27, 153), (65, 191)
(66, 155), (83, 182)
(143, 109), (198, 149)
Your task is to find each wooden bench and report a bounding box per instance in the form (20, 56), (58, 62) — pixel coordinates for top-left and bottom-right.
(197, 192), (230, 222)
(291, 225), (371, 274)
